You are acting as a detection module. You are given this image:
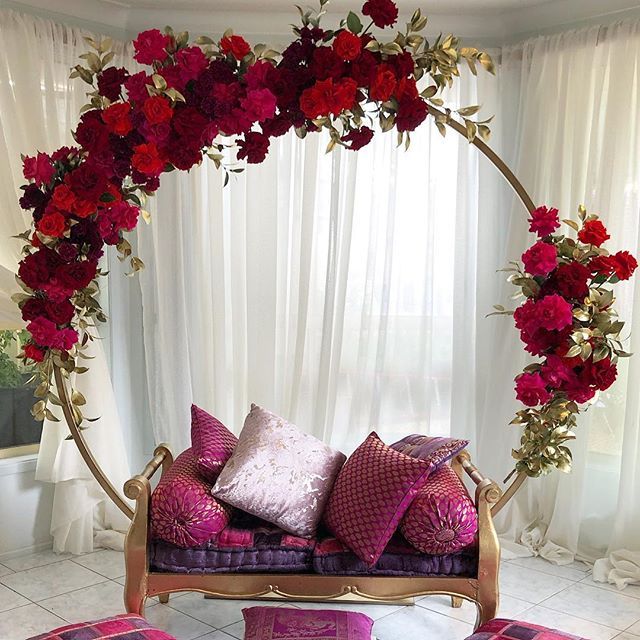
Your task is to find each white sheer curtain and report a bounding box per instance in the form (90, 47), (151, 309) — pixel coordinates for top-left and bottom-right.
(137, 69), (510, 456)
(0, 9), (133, 553)
(486, 21), (640, 585)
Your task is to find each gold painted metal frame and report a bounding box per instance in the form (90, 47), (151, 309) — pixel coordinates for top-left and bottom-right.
(123, 444), (502, 629)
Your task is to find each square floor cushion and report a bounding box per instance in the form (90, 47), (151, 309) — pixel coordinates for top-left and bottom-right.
(467, 619), (588, 640)
(242, 606), (373, 640)
(27, 613), (176, 640)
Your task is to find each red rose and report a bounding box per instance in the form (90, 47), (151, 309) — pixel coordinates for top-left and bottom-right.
(102, 102), (133, 136)
(333, 30), (362, 61)
(237, 131), (270, 164)
(581, 356), (617, 391)
(73, 199), (97, 219)
(132, 143), (166, 177)
(24, 343), (46, 363)
(22, 152), (55, 186)
(133, 29), (171, 65)
(350, 50), (378, 85)
(56, 260), (98, 290)
(533, 294), (574, 331)
(310, 46), (346, 81)
(220, 34), (252, 60)
(172, 107), (209, 147)
(529, 206), (560, 237)
(300, 78), (357, 118)
(589, 255), (617, 277)
(563, 380), (596, 404)
(51, 184), (76, 212)
(97, 66), (129, 102)
(175, 46), (209, 84)
(578, 219), (610, 247)
(515, 372), (552, 407)
(75, 110), (110, 153)
(124, 71), (153, 104)
(369, 65), (396, 101)
(395, 76), (418, 100)
(522, 240), (557, 276)
(554, 261), (590, 299)
(37, 212), (67, 238)
(395, 96), (428, 132)
(142, 96), (174, 125)
(45, 299), (75, 325)
(612, 251), (638, 280)
(362, 0), (398, 27)
(342, 127), (374, 150)
(241, 88), (277, 123)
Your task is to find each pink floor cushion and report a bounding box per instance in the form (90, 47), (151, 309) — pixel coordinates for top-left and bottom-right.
(401, 464), (478, 554)
(26, 613), (176, 640)
(390, 434), (469, 469)
(191, 404), (238, 483)
(323, 431), (434, 566)
(151, 448), (233, 548)
(242, 606), (373, 640)
(467, 619), (587, 640)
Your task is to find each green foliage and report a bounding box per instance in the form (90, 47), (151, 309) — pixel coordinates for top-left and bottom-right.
(0, 330), (32, 388)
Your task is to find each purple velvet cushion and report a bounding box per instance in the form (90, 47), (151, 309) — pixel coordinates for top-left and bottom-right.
(401, 464), (478, 555)
(26, 614), (175, 640)
(213, 405), (346, 538)
(390, 434), (469, 469)
(242, 606), (373, 640)
(191, 404), (238, 483)
(323, 432), (434, 566)
(151, 448), (233, 548)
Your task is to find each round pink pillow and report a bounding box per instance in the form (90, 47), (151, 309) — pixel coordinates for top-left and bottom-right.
(400, 464), (478, 555)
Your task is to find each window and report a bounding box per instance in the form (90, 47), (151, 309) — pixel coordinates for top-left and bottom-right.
(0, 330), (41, 458)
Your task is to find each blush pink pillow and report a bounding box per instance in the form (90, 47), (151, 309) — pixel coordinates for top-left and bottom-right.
(151, 448), (233, 548)
(212, 405), (346, 538)
(401, 463), (478, 555)
(191, 404), (238, 483)
(323, 431), (434, 566)
(242, 606), (373, 640)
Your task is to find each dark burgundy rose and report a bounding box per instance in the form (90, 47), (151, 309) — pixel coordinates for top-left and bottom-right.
(45, 299), (75, 325)
(19, 184), (48, 210)
(208, 60), (237, 84)
(261, 114), (292, 138)
(280, 40), (313, 68)
(21, 297), (47, 322)
(51, 146), (79, 163)
(349, 50), (378, 85)
(57, 242), (79, 263)
(299, 26), (326, 42)
(143, 176), (161, 192)
(56, 260), (98, 290)
(164, 139), (202, 171)
(68, 162), (108, 201)
(18, 248), (61, 291)
(342, 126), (374, 150)
(69, 219), (104, 261)
(395, 96), (429, 132)
(172, 106), (208, 147)
(237, 131), (270, 164)
(97, 66), (129, 102)
(554, 262), (590, 299)
(390, 51), (414, 78)
(74, 110), (110, 153)
(362, 0), (399, 28)
(310, 47), (345, 80)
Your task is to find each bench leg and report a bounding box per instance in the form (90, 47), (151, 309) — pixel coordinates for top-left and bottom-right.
(158, 594), (170, 604)
(451, 596), (463, 608)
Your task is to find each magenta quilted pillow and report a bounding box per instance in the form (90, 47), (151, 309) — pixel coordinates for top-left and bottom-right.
(242, 606), (373, 640)
(151, 448), (233, 548)
(390, 434), (469, 469)
(26, 614), (175, 639)
(191, 404), (238, 483)
(467, 618), (588, 640)
(323, 431), (434, 566)
(401, 463), (478, 555)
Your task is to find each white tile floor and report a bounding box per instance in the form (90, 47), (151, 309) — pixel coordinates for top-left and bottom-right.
(0, 550), (639, 640)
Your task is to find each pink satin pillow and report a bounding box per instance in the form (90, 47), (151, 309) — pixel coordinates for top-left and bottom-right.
(151, 448), (233, 548)
(212, 405), (346, 538)
(390, 434), (468, 469)
(190, 404), (238, 483)
(323, 432), (434, 566)
(242, 606), (374, 640)
(401, 463), (478, 555)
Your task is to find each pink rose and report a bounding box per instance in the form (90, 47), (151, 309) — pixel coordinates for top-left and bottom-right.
(533, 294), (574, 331)
(522, 240), (558, 276)
(528, 206), (560, 237)
(515, 372), (552, 407)
(27, 316), (78, 351)
(541, 354), (575, 389)
(133, 29), (171, 65)
(176, 47), (209, 84)
(23, 152), (55, 186)
(240, 88), (277, 123)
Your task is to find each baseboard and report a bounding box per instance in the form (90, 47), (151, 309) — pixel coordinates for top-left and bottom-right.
(0, 540), (52, 562)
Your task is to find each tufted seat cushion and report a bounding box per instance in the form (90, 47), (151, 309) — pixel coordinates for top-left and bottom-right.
(400, 464), (478, 555)
(151, 448), (233, 548)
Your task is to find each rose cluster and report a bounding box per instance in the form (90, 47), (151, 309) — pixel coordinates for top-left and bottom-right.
(500, 205), (637, 475)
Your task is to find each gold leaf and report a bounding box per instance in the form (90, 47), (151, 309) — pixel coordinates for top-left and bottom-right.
(72, 390), (87, 406)
(563, 218), (579, 231)
(141, 209), (152, 224)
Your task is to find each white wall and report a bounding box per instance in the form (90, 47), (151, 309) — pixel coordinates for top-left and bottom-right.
(0, 456), (53, 559)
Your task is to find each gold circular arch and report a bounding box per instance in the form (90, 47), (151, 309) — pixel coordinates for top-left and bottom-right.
(53, 105), (533, 520)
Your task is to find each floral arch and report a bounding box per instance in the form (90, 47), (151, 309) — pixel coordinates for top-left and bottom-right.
(13, 0), (637, 519)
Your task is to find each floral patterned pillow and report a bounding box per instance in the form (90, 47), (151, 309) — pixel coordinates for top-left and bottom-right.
(242, 606), (373, 640)
(190, 404), (238, 483)
(389, 434), (468, 469)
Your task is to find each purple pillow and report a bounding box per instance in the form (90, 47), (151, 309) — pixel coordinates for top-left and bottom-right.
(390, 434), (468, 469)
(323, 432), (434, 566)
(401, 463), (478, 555)
(151, 448), (233, 548)
(242, 606), (373, 640)
(191, 404), (238, 483)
